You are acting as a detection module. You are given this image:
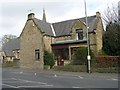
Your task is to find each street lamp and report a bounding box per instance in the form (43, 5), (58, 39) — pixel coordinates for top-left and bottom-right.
(84, 0), (91, 73)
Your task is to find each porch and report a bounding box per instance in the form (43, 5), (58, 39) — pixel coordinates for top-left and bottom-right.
(51, 40), (87, 66)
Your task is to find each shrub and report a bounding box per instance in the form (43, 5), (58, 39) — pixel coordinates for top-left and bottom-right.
(96, 56), (120, 67)
(71, 47), (95, 65)
(44, 50), (55, 69)
(98, 49), (108, 56)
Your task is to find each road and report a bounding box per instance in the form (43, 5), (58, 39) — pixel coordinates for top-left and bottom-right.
(1, 68), (119, 89)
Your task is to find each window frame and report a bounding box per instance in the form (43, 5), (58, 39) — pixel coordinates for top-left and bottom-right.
(35, 49), (40, 61)
(76, 29), (83, 40)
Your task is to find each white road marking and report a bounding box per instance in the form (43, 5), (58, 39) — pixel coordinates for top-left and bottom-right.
(2, 83), (19, 88)
(72, 86), (81, 88)
(17, 85), (53, 88)
(54, 74), (57, 77)
(2, 83), (53, 88)
(20, 71), (23, 74)
(2, 78), (14, 80)
(111, 79), (118, 81)
(78, 76), (84, 79)
(2, 78), (53, 88)
(11, 78), (47, 84)
(107, 78), (118, 81)
(34, 73), (37, 75)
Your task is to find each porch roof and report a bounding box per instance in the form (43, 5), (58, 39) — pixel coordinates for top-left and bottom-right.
(51, 39), (87, 46)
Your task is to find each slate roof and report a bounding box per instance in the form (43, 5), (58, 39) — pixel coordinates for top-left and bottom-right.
(52, 15), (97, 36)
(2, 38), (20, 56)
(79, 15), (97, 32)
(33, 18), (54, 36)
(52, 19), (76, 36)
(32, 15), (97, 37)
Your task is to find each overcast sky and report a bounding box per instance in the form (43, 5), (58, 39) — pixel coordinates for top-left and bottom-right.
(0, 0), (119, 38)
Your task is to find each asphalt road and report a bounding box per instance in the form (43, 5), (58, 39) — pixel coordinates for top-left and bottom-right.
(1, 68), (119, 89)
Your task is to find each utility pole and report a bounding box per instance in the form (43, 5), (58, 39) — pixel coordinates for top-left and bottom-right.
(84, 0), (91, 73)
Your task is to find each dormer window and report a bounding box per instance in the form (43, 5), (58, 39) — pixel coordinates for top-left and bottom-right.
(76, 29), (83, 40)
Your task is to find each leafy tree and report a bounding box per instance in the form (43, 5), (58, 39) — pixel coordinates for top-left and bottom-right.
(103, 22), (120, 56)
(44, 50), (55, 68)
(71, 47), (95, 65)
(103, 3), (120, 56)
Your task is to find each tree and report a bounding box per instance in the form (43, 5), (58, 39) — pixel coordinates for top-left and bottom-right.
(1, 34), (17, 47)
(103, 4), (118, 25)
(71, 47), (95, 65)
(44, 50), (55, 68)
(103, 22), (120, 56)
(103, 3), (120, 56)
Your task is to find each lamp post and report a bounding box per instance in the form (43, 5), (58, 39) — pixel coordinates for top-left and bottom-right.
(84, 0), (91, 73)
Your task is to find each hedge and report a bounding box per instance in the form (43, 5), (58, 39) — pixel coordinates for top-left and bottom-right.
(96, 56), (120, 67)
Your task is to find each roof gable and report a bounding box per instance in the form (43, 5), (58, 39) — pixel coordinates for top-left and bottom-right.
(2, 38), (20, 56)
(33, 18), (54, 36)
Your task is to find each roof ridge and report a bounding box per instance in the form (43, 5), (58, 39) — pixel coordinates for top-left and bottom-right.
(52, 15), (96, 24)
(34, 18), (51, 24)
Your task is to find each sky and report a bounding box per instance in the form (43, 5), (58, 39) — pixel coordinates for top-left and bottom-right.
(0, 0), (119, 38)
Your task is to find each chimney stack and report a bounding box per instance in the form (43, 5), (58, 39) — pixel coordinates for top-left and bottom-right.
(96, 12), (101, 18)
(28, 13), (35, 20)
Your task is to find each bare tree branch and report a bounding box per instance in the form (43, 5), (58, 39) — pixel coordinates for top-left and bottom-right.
(103, 4), (118, 25)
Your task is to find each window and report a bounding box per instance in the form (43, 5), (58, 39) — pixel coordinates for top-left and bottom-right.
(76, 29), (83, 40)
(35, 49), (40, 60)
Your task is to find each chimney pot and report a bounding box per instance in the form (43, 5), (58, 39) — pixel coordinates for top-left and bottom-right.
(96, 12), (101, 18)
(28, 13), (35, 20)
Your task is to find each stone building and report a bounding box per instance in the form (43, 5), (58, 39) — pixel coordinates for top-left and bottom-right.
(1, 38), (20, 63)
(19, 10), (103, 69)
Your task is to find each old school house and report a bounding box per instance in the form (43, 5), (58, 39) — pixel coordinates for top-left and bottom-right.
(2, 10), (103, 69)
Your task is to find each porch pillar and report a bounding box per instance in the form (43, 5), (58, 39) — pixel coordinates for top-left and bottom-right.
(68, 46), (71, 60)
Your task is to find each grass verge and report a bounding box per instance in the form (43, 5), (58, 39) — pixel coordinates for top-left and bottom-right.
(2, 61), (19, 68)
(53, 65), (119, 73)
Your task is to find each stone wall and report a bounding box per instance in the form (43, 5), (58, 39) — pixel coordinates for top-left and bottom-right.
(89, 33), (97, 55)
(43, 35), (53, 53)
(20, 19), (44, 69)
(71, 20), (87, 40)
(13, 50), (20, 59)
(95, 12), (103, 54)
(55, 35), (71, 42)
